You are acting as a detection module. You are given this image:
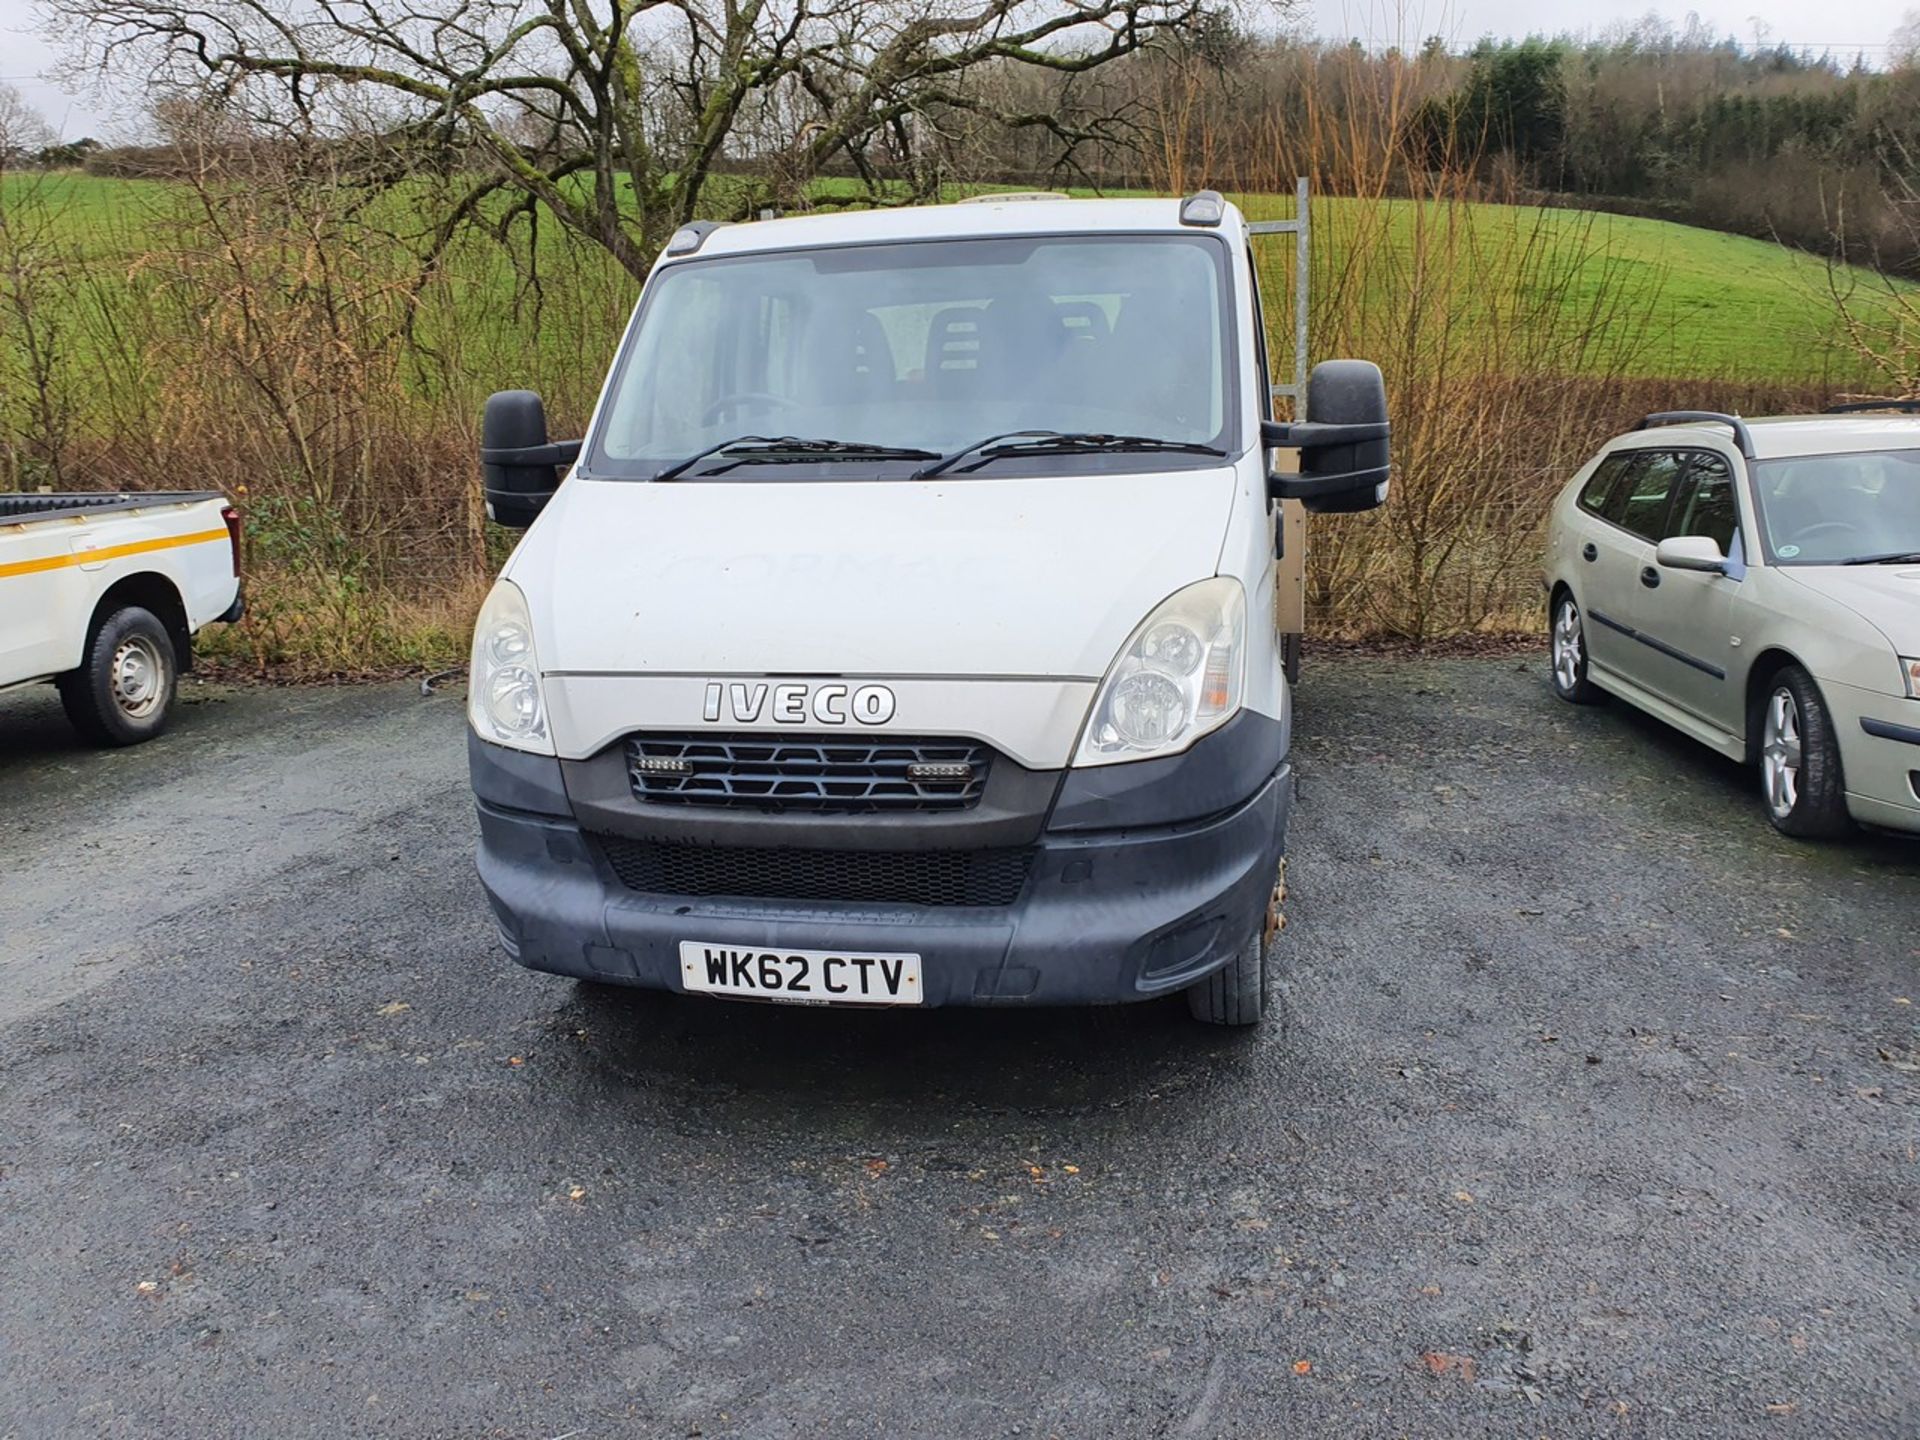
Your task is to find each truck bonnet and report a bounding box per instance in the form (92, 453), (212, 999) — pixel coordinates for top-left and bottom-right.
(505, 464), (1241, 681)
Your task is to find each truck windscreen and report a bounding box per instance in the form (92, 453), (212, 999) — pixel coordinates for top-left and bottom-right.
(586, 233), (1235, 479)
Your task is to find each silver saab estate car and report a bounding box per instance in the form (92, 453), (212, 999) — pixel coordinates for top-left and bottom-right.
(1543, 405), (1920, 838)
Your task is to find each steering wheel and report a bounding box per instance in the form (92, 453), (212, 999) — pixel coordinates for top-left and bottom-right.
(701, 392), (800, 426)
(1790, 520), (1866, 547)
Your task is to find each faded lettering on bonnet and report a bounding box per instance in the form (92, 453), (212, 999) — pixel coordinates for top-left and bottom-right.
(701, 681), (896, 725)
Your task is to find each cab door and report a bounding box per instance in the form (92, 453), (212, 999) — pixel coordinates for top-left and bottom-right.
(1620, 450), (1744, 736)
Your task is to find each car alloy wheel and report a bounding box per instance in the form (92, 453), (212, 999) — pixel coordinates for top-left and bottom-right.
(1761, 686), (1802, 821)
(1552, 598), (1584, 693)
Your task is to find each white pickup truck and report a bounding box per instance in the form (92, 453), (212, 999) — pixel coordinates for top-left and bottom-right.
(0, 492), (243, 744)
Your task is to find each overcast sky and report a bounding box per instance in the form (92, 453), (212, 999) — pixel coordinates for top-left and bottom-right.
(0, 0), (1913, 140)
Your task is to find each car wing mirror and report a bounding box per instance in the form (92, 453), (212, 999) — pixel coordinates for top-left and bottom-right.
(1654, 536), (1727, 573)
(481, 390), (582, 529)
(1264, 360), (1391, 516)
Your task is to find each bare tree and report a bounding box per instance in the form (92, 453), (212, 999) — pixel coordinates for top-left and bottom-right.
(1892, 9), (1920, 70)
(1825, 160), (1920, 400)
(0, 82), (54, 165)
(45, 0), (1236, 277)
(0, 86), (75, 489)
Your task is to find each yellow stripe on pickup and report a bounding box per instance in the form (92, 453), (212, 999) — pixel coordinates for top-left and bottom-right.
(0, 526), (230, 581)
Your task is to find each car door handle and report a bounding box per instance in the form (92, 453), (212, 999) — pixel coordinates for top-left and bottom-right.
(1640, 565), (1660, 589)
(1581, 542), (1597, 562)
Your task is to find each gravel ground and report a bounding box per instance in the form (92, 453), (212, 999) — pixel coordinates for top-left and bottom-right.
(1, 657), (1915, 1439)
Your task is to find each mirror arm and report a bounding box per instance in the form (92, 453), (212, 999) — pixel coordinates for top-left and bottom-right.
(1269, 464), (1391, 503)
(1261, 419), (1391, 450)
(479, 438), (583, 467)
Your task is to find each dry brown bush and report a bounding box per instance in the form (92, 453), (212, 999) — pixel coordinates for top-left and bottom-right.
(1219, 46), (1841, 638)
(0, 56), (1859, 671)
(12, 123), (635, 674)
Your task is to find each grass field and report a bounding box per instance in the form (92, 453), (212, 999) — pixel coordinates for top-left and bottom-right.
(1231, 189), (1897, 382)
(957, 181), (1909, 383)
(4, 172), (1911, 386)
(1, 168), (1909, 659)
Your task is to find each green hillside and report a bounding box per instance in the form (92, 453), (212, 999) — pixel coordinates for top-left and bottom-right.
(1237, 191), (1904, 381)
(955, 182), (1910, 383)
(2, 172), (1911, 385)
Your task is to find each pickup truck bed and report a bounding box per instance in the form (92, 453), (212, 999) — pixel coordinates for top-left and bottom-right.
(2, 489), (242, 745)
(0, 492), (227, 526)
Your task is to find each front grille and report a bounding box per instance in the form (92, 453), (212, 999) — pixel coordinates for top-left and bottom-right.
(627, 733), (992, 813)
(596, 836), (1033, 907)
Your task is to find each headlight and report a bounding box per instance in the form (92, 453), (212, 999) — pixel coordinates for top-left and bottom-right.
(1074, 577), (1246, 766)
(469, 578), (553, 754)
(1902, 656), (1920, 700)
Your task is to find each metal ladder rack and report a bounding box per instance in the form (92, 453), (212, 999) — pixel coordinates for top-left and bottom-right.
(1246, 177), (1310, 417)
(1246, 178), (1310, 683)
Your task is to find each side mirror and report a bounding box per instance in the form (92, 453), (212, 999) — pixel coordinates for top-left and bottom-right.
(1264, 359), (1391, 515)
(1655, 535), (1727, 573)
(480, 390), (582, 529)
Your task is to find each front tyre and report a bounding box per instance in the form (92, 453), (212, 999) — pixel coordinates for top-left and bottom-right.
(1549, 591), (1603, 704)
(58, 606), (178, 746)
(1187, 929), (1271, 1027)
(1759, 665), (1852, 839)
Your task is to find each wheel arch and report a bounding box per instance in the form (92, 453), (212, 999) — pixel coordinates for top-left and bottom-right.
(1547, 579), (1585, 642)
(87, 573), (193, 673)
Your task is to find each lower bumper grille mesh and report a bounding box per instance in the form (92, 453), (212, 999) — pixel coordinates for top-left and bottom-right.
(595, 836), (1032, 907)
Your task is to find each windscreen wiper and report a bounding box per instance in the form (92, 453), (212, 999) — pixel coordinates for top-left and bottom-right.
(655, 435), (938, 482)
(914, 431), (1229, 480)
(1840, 550), (1920, 565)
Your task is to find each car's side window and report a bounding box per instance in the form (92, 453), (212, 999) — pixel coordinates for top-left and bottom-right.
(1578, 454), (1634, 517)
(1606, 450), (1685, 539)
(1665, 453), (1739, 552)
(1596, 455), (1649, 526)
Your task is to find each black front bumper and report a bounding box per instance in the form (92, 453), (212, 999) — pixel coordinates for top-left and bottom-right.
(470, 717), (1291, 1007)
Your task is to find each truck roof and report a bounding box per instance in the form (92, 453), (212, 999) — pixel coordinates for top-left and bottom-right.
(1613, 415), (1920, 461)
(685, 196), (1239, 260)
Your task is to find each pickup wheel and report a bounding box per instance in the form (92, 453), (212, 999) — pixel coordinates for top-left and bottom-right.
(58, 606), (178, 746)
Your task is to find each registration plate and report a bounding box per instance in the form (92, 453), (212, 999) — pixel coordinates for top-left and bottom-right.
(678, 942), (923, 1006)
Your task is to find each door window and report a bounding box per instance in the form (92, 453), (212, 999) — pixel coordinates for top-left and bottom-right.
(1605, 451), (1685, 538)
(1578, 454), (1635, 517)
(1665, 454), (1739, 552)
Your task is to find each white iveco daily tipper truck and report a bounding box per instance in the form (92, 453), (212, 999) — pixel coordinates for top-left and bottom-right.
(465, 191), (1389, 1026)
